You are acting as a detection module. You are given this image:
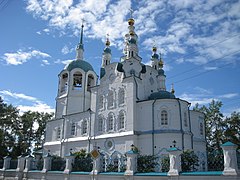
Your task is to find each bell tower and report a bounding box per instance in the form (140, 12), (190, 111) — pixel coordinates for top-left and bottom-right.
(55, 23), (97, 118)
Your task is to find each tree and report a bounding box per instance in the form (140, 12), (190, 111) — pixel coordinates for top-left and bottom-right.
(193, 100), (225, 150)
(224, 112), (240, 149)
(0, 96), (53, 158)
(181, 150), (199, 172)
(0, 96), (19, 158)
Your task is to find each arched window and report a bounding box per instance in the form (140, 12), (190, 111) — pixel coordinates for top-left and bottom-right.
(184, 112), (188, 127)
(73, 72), (82, 90)
(71, 123), (76, 136)
(60, 73), (68, 93)
(200, 122), (203, 135)
(87, 74), (95, 91)
(98, 116), (103, 132)
(108, 114), (114, 131)
(119, 112), (125, 130)
(161, 110), (168, 125)
(82, 120), (87, 135)
(98, 95), (104, 109)
(118, 88), (125, 105)
(56, 127), (61, 139)
(108, 90), (114, 108)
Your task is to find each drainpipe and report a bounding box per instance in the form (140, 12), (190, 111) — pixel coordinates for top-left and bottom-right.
(176, 99), (184, 150)
(152, 99), (157, 155)
(88, 108), (92, 153)
(133, 76), (139, 100)
(187, 103), (193, 149)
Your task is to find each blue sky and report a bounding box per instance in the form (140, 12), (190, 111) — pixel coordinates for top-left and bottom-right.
(0, 0), (239, 116)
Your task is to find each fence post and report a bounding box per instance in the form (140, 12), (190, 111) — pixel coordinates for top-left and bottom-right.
(2, 156), (11, 170)
(63, 153), (75, 174)
(221, 141), (239, 176)
(41, 153), (52, 173)
(167, 147), (182, 176)
(124, 145), (138, 176)
(15, 155), (25, 179)
(24, 155), (33, 172)
(16, 155), (25, 172)
(91, 156), (102, 175)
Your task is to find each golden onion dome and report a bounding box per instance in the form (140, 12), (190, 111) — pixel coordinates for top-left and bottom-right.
(128, 18), (135, 26)
(105, 38), (110, 46)
(152, 46), (157, 52)
(129, 31), (135, 36)
(159, 59), (164, 67)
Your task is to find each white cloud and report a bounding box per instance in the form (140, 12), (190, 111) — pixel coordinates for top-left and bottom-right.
(0, 90), (54, 114)
(41, 59), (50, 66)
(61, 45), (74, 55)
(2, 49), (51, 65)
(218, 93), (238, 99)
(204, 66), (218, 71)
(25, 0), (240, 67)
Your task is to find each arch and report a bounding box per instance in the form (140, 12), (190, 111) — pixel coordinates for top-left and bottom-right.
(160, 110), (168, 126)
(73, 71), (83, 90)
(107, 113), (115, 131)
(118, 111), (125, 130)
(82, 120), (88, 135)
(108, 90), (114, 108)
(118, 88), (125, 105)
(98, 115), (104, 132)
(87, 74), (95, 91)
(184, 111), (188, 127)
(71, 122), (76, 136)
(98, 95), (104, 109)
(59, 72), (68, 94)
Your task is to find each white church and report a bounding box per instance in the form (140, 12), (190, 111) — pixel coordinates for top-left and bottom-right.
(44, 16), (206, 165)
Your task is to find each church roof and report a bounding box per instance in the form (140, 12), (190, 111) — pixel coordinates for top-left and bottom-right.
(65, 60), (94, 72)
(149, 90), (175, 100)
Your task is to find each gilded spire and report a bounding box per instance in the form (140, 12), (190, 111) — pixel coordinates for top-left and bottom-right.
(76, 20), (84, 60)
(171, 83), (175, 94)
(105, 33), (110, 46)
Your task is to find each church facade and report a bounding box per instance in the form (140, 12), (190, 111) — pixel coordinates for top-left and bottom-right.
(44, 17), (206, 169)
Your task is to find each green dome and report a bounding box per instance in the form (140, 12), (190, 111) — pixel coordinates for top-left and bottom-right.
(149, 90), (175, 100)
(152, 53), (159, 59)
(103, 47), (111, 54)
(158, 69), (165, 76)
(66, 60), (94, 72)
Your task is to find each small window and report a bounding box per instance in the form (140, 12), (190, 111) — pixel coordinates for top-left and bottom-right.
(200, 122), (203, 135)
(161, 110), (168, 125)
(71, 123), (76, 136)
(60, 73), (68, 93)
(98, 117), (103, 132)
(98, 95), (104, 109)
(118, 88), (125, 105)
(119, 112), (125, 129)
(82, 120), (87, 134)
(108, 114), (114, 131)
(184, 112), (188, 127)
(108, 90), (114, 108)
(87, 74), (95, 91)
(56, 127), (61, 139)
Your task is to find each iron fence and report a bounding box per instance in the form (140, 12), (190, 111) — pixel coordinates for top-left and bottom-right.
(9, 159), (18, 169)
(51, 158), (66, 171)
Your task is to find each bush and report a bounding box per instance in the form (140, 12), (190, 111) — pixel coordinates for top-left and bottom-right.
(181, 150), (199, 172)
(137, 155), (158, 173)
(161, 156), (170, 172)
(72, 149), (93, 172)
(51, 155), (66, 171)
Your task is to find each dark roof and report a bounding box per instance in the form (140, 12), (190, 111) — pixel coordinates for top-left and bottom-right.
(66, 60), (94, 72)
(149, 90), (175, 100)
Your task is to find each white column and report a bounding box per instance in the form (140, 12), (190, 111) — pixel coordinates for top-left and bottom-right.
(221, 141), (239, 176)
(24, 156), (33, 172)
(167, 147), (182, 176)
(16, 155), (25, 172)
(2, 156), (11, 170)
(63, 154), (75, 174)
(41, 154), (52, 173)
(124, 146), (138, 176)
